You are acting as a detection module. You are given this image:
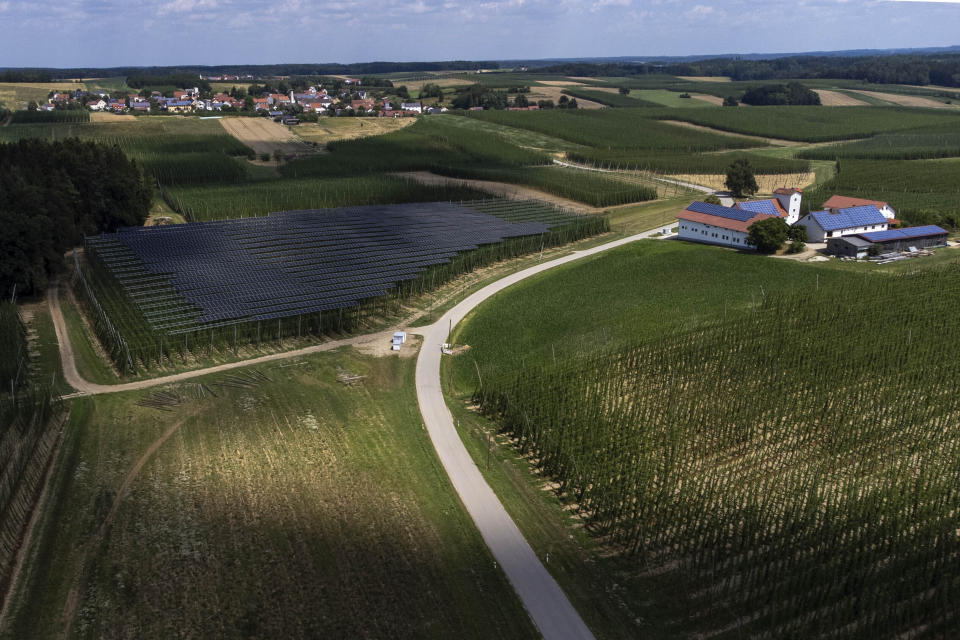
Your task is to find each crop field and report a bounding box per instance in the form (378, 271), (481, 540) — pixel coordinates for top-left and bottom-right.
(219, 117), (314, 157)
(291, 116), (415, 145)
(451, 245), (960, 638)
(436, 165), (657, 207)
(450, 241), (855, 380)
(78, 199), (606, 372)
(659, 106), (960, 141)
(629, 89), (719, 108)
(2, 353), (537, 639)
(798, 125), (960, 160)
(565, 148), (809, 174)
(0, 82), (86, 109)
(559, 88), (660, 107)
(468, 108), (767, 150)
(0, 302), (64, 621)
(9, 110), (89, 124)
(804, 158), (960, 227)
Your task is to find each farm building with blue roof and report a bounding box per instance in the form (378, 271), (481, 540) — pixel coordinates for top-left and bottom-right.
(677, 201), (778, 249)
(795, 205), (889, 243)
(827, 225), (948, 257)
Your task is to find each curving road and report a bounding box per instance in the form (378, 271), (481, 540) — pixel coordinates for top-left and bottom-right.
(415, 228), (667, 640)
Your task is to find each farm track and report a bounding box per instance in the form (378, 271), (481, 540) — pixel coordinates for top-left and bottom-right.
(48, 228), (668, 638)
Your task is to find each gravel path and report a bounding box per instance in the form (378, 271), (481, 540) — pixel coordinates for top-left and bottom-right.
(415, 227), (665, 639)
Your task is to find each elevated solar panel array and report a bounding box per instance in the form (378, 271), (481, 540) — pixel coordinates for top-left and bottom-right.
(86, 201), (576, 335)
(686, 201), (759, 223)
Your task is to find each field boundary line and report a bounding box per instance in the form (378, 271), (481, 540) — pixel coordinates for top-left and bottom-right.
(415, 227), (664, 640)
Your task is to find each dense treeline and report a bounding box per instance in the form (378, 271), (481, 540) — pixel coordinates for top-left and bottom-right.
(475, 266), (960, 638)
(0, 139), (151, 296)
(1, 61), (498, 81)
(740, 82), (821, 105)
(535, 53), (960, 87)
(0, 70), (55, 83)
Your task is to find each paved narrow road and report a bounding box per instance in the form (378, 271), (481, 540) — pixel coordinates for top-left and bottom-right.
(415, 228), (665, 640)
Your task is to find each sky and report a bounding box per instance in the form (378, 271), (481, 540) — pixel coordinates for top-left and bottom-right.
(0, 0), (959, 68)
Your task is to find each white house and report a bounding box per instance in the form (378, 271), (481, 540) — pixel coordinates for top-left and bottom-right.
(823, 195), (897, 221)
(795, 206), (889, 243)
(677, 201), (777, 250)
(773, 188), (803, 224)
(400, 102), (422, 113)
(88, 99), (106, 111)
(732, 188), (803, 225)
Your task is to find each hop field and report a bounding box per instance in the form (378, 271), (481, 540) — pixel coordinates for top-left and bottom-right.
(658, 106), (960, 142)
(472, 264), (960, 639)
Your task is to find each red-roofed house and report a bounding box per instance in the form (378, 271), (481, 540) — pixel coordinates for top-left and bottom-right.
(678, 201), (777, 249)
(253, 97), (269, 110)
(823, 195), (897, 221)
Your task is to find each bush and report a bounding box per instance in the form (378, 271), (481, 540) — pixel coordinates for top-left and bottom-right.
(747, 216), (790, 254)
(787, 240), (806, 254)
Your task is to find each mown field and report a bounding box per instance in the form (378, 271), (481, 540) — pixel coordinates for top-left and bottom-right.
(2, 351), (538, 639)
(447, 240), (960, 639)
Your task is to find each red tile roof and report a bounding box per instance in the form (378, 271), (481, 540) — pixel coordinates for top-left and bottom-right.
(774, 187), (802, 195)
(678, 209), (774, 233)
(823, 195), (889, 210)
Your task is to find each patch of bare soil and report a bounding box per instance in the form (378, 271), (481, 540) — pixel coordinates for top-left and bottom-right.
(525, 86), (605, 110)
(89, 112), (135, 123)
(814, 90), (870, 106)
(846, 90), (954, 108)
(666, 172), (817, 193)
(690, 94), (724, 106)
(537, 80), (586, 87)
(661, 119), (802, 147)
(219, 117), (314, 157)
(394, 170), (604, 214)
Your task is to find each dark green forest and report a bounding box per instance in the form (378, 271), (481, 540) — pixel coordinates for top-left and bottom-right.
(0, 139), (151, 296)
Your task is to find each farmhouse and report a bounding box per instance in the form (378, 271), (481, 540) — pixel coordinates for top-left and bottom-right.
(824, 195), (897, 222)
(795, 206), (888, 243)
(401, 102), (423, 113)
(677, 201), (776, 249)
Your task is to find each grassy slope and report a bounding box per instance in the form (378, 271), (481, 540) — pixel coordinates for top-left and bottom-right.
(2, 350), (536, 639)
(449, 240), (853, 387)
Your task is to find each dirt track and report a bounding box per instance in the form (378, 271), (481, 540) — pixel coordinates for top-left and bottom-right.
(661, 119), (802, 146)
(220, 117), (314, 156)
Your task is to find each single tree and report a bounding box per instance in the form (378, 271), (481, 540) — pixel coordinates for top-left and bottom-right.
(747, 216), (790, 254)
(723, 95), (739, 107)
(618, 87), (630, 96)
(725, 159), (758, 197)
(514, 93), (529, 108)
(788, 224), (808, 243)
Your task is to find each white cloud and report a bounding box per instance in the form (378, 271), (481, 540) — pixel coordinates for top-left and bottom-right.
(684, 3), (718, 18)
(591, 0), (630, 10)
(157, 0), (217, 16)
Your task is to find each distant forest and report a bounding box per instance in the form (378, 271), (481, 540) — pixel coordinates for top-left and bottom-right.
(0, 61), (499, 83)
(0, 139), (151, 296)
(535, 54), (960, 87)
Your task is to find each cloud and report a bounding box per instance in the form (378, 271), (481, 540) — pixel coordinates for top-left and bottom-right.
(684, 3), (719, 19)
(591, 0), (630, 10)
(0, 2), (9, 11)
(157, 0), (217, 15)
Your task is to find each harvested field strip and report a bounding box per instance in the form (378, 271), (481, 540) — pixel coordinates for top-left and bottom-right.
(813, 89), (870, 106)
(846, 90), (954, 108)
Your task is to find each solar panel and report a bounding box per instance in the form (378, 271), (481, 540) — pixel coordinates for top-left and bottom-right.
(87, 200), (578, 335)
(811, 206), (887, 232)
